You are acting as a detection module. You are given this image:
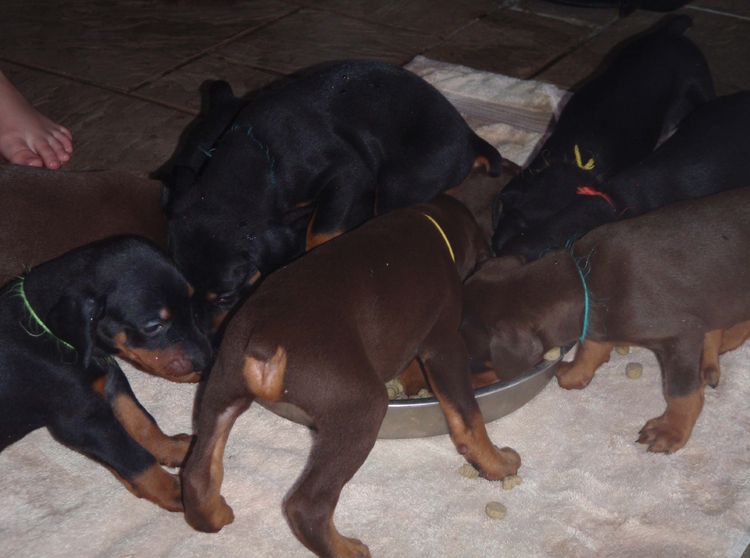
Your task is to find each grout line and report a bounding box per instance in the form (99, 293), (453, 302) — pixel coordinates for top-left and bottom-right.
(128, 7), (302, 92)
(0, 58), (198, 115)
(687, 5), (750, 22)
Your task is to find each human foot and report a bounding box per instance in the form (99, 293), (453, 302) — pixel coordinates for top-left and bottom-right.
(0, 71), (72, 169)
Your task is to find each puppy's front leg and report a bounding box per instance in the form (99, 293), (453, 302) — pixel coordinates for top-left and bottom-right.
(420, 327), (520, 481)
(555, 339), (613, 389)
(46, 394), (182, 511)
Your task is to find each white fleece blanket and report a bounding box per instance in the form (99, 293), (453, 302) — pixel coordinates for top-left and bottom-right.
(2, 59), (749, 558)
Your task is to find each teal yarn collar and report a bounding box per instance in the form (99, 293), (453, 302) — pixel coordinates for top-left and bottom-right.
(13, 277), (75, 351)
(570, 251), (593, 343)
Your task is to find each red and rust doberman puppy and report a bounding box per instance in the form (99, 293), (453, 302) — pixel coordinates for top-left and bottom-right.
(181, 196), (520, 557)
(462, 188), (750, 454)
(0, 236), (211, 511)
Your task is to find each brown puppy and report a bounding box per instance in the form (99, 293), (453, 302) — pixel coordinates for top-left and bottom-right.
(182, 195), (521, 557)
(462, 188), (750, 454)
(0, 166), (165, 285)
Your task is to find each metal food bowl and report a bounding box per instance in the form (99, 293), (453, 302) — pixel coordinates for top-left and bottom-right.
(261, 347), (568, 439)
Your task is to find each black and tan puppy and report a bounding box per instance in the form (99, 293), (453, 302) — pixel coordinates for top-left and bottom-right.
(462, 188), (750, 453)
(161, 60), (502, 331)
(181, 196), (520, 557)
(0, 236), (211, 511)
(492, 15), (714, 254)
(501, 92), (750, 261)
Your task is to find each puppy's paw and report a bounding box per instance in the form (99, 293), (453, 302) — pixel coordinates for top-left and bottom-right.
(185, 495), (235, 533)
(555, 362), (594, 390)
(332, 534), (371, 558)
(478, 446), (521, 481)
(702, 365), (720, 389)
(637, 416), (690, 453)
(158, 433), (194, 467)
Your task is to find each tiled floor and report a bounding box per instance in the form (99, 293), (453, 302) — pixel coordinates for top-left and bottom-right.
(1, 0), (748, 177)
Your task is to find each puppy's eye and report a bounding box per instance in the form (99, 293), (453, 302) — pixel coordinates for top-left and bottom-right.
(141, 320), (166, 337)
(214, 293), (237, 307)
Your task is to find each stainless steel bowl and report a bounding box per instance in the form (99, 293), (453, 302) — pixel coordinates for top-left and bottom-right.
(261, 348), (567, 439)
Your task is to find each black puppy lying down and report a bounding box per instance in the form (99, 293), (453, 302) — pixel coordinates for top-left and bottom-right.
(462, 188), (750, 454)
(0, 237), (210, 511)
(161, 60), (502, 329)
(501, 92), (750, 260)
(493, 15), (713, 254)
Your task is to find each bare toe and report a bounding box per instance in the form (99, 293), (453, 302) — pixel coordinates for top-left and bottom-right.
(34, 140), (61, 169)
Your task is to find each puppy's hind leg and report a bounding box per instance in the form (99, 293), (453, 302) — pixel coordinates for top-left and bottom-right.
(284, 372), (387, 558)
(182, 359), (252, 533)
(701, 330), (722, 389)
(638, 334), (705, 453)
(420, 326), (520, 481)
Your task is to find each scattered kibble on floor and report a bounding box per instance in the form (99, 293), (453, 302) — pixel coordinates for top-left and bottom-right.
(502, 475), (523, 491)
(625, 362), (643, 379)
(459, 463), (480, 479)
(615, 346), (631, 355)
(485, 501), (507, 520)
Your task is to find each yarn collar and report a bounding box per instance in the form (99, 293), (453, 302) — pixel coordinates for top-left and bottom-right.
(422, 213), (455, 263)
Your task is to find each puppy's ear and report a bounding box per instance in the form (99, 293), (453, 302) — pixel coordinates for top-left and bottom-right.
(46, 293), (104, 369)
(489, 322), (543, 379)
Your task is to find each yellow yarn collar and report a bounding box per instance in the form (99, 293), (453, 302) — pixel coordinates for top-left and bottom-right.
(574, 144), (595, 171)
(422, 213), (455, 263)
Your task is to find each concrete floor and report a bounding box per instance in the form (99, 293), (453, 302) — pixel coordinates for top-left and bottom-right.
(0, 0), (748, 177)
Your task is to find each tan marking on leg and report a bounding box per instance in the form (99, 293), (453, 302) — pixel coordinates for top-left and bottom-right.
(701, 330), (722, 388)
(556, 339), (613, 390)
(114, 463), (182, 512)
(243, 346), (286, 401)
(637, 389), (704, 453)
(327, 516), (371, 558)
(111, 393), (191, 467)
(720, 320), (750, 352)
(91, 375), (107, 395)
(470, 368), (500, 390)
(432, 386), (519, 481)
(183, 400), (249, 532)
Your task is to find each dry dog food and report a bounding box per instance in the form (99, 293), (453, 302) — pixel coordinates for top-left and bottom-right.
(485, 501), (507, 520)
(543, 347), (561, 361)
(385, 379), (405, 400)
(615, 346), (631, 355)
(502, 475), (523, 491)
(625, 362), (643, 379)
(459, 463), (480, 479)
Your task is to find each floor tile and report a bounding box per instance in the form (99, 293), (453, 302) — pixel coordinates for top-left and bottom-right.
(504, 0), (621, 28)
(689, 0), (750, 19)
(686, 8), (750, 94)
(424, 7), (595, 79)
(295, 0), (497, 37)
(0, 0), (296, 92)
(534, 10), (667, 88)
(216, 8), (436, 74)
(135, 54), (280, 114)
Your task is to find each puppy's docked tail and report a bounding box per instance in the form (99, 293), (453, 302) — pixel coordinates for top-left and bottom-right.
(471, 134), (503, 177)
(243, 346), (287, 401)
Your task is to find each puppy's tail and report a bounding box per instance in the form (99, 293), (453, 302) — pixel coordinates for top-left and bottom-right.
(471, 134), (503, 177)
(243, 346), (287, 401)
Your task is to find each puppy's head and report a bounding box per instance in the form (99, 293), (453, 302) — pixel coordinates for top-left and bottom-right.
(45, 237), (212, 382)
(492, 165), (588, 254)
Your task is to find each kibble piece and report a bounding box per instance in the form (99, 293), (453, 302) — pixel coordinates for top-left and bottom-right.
(615, 346), (631, 355)
(543, 347), (561, 361)
(625, 362), (643, 379)
(485, 501), (507, 520)
(502, 475), (523, 490)
(385, 379), (405, 400)
(416, 388), (433, 399)
(459, 463), (480, 479)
